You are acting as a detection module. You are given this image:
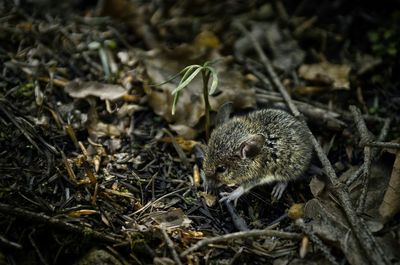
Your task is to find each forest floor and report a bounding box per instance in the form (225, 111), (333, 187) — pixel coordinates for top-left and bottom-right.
(0, 1), (400, 264)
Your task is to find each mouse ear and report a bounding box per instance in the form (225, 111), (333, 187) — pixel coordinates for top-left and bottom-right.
(215, 102), (233, 127)
(238, 134), (265, 159)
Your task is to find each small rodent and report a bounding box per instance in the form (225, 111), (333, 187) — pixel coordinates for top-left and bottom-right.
(203, 108), (312, 204)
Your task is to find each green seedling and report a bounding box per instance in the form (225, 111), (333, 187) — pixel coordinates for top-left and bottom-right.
(157, 62), (218, 140)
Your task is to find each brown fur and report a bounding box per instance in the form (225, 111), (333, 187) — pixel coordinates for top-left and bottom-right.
(203, 109), (312, 192)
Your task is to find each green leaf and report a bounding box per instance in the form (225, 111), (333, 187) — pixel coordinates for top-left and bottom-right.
(172, 66), (202, 95)
(171, 90), (181, 115)
(204, 66), (218, 95)
(150, 65), (200, 87)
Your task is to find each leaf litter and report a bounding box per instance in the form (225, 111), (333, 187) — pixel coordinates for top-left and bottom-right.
(0, 1), (400, 265)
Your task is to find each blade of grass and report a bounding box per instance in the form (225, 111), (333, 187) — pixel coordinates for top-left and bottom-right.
(172, 66), (202, 95)
(151, 65), (200, 87)
(171, 90), (181, 115)
(204, 66), (218, 95)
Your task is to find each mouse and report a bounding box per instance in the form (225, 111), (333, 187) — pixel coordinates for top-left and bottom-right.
(202, 107), (313, 205)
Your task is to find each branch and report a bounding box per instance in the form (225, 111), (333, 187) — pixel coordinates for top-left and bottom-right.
(0, 203), (124, 245)
(234, 21), (391, 265)
(180, 229), (301, 257)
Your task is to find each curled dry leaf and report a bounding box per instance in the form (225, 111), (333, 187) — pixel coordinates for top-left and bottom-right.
(379, 150), (400, 222)
(309, 176), (325, 197)
(287, 203), (305, 220)
(64, 80), (127, 101)
(234, 22), (305, 71)
(302, 160), (395, 264)
(150, 208), (192, 229)
(134, 47), (255, 138)
(198, 191), (217, 207)
(193, 164), (201, 187)
(160, 136), (200, 152)
(67, 209), (98, 218)
(298, 62), (351, 90)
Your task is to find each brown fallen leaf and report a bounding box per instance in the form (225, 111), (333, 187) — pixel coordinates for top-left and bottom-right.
(379, 150), (400, 222)
(198, 191), (217, 207)
(160, 136), (200, 152)
(67, 209), (98, 218)
(193, 164), (201, 187)
(64, 80), (127, 101)
(134, 46), (255, 138)
(287, 203), (305, 220)
(298, 61), (351, 90)
(150, 208), (192, 229)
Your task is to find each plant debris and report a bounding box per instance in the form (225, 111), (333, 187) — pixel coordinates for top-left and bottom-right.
(1, 1), (400, 265)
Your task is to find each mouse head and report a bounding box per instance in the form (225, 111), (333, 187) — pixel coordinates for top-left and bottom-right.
(203, 128), (265, 187)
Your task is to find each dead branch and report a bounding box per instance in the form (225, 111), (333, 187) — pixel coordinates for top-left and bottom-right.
(295, 219), (339, 265)
(235, 21), (391, 265)
(160, 226), (183, 265)
(180, 229), (301, 257)
(365, 141), (400, 149)
(0, 203), (125, 245)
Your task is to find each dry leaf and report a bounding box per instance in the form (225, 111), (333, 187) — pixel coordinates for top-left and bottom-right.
(67, 209), (98, 218)
(160, 136), (200, 152)
(299, 236), (309, 258)
(298, 62), (351, 90)
(64, 80), (127, 101)
(198, 191), (217, 207)
(379, 151), (400, 222)
(309, 176), (325, 197)
(235, 22), (305, 71)
(150, 208), (192, 229)
(193, 164), (201, 187)
(287, 203), (304, 220)
(134, 47), (255, 138)
(194, 30), (221, 49)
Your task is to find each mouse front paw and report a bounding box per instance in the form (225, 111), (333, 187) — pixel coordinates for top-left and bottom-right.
(219, 186), (245, 206)
(271, 182), (288, 201)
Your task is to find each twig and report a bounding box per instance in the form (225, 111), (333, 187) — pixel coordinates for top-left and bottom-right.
(0, 234), (22, 249)
(254, 74), (346, 131)
(180, 229), (301, 257)
(346, 118), (391, 186)
(162, 128), (189, 167)
(365, 141), (400, 149)
(295, 219), (339, 265)
(349, 106), (373, 212)
(235, 21), (391, 265)
(350, 106), (374, 145)
(29, 229), (49, 265)
(129, 187), (188, 216)
(224, 201), (249, 231)
(349, 107), (371, 207)
(160, 226), (183, 265)
(234, 22), (300, 117)
(358, 146), (371, 212)
(0, 203), (124, 245)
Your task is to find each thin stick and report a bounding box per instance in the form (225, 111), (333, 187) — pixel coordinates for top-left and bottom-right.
(160, 227), (183, 265)
(224, 201), (249, 231)
(180, 229), (301, 257)
(349, 106), (373, 212)
(296, 219), (339, 265)
(346, 118), (391, 186)
(365, 141), (400, 149)
(0, 203), (124, 245)
(358, 146), (371, 212)
(0, 234), (22, 249)
(234, 22), (300, 117)
(235, 21), (390, 265)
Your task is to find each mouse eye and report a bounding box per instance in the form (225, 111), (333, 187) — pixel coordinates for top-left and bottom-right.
(216, 165), (226, 173)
